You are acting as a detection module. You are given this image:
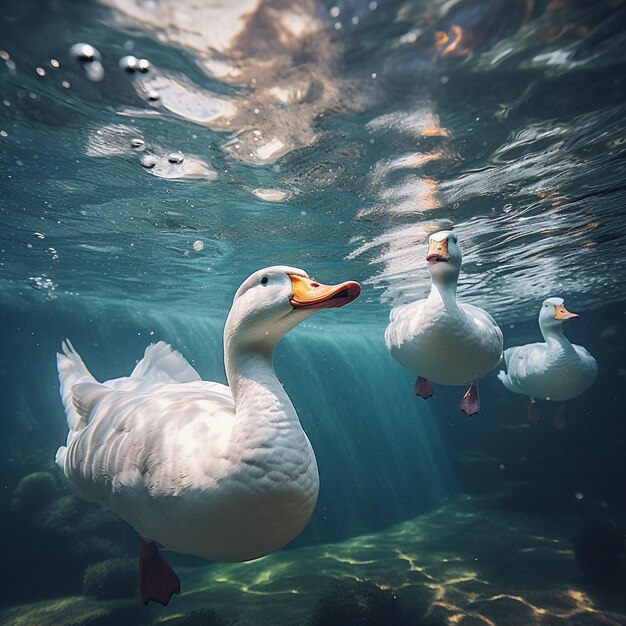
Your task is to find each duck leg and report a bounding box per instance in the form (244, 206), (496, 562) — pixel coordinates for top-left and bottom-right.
(553, 402), (567, 430)
(415, 376), (434, 398)
(527, 398), (541, 425)
(460, 383), (480, 415)
(139, 537), (181, 606)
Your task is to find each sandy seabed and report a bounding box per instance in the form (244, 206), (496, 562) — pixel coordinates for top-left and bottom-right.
(2, 494), (625, 626)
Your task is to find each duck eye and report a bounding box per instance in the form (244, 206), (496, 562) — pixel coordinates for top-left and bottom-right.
(260, 276), (269, 285)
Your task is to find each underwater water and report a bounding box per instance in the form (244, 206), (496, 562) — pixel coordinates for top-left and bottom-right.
(1, 0), (626, 623)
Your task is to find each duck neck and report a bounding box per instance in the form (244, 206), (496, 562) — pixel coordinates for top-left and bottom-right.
(225, 338), (300, 433)
(540, 323), (573, 352)
(428, 269), (459, 310)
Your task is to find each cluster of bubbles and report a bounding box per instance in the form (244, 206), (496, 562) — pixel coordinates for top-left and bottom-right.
(28, 275), (57, 299)
(67, 39), (219, 182)
(70, 44), (156, 99)
(137, 150), (191, 172)
(118, 55), (150, 73)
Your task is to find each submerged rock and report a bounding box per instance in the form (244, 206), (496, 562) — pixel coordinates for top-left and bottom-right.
(83, 558), (137, 599)
(69, 537), (126, 569)
(165, 608), (237, 626)
(11, 471), (60, 518)
(308, 579), (409, 626)
(35, 494), (84, 536)
(0, 597), (146, 626)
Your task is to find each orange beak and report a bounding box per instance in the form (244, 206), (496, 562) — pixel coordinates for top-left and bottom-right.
(289, 274), (361, 310)
(426, 238), (450, 264)
(554, 305), (579, 320)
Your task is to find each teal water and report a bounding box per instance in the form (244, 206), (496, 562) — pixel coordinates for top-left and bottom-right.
(1, 0), (626, 624)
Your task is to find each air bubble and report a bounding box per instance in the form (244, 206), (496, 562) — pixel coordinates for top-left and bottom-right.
(70, 43), (100, 63)
(329, 6), (340, 17)
(130, 138), (145, 149)
(33, 231), (45, 239)
(70, 43), (104, 82)
(575, 492), (584, 500)
(36, 67), (46, 77)
(147, 89), (159, 101)
(119, 55), (138, 72)
(137, 58), (150, 73)
(503, 203), (512, 213)
(168, 151), (184, 164)
(50, 59), (60, 68)
(140, 155), (157, 169)
(193, 240), (204, 252)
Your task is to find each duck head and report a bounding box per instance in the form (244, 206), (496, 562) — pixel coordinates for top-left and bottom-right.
(539, 297), (578, 334)
(425, 230), (462, 283)
(224, 266), (361, 352)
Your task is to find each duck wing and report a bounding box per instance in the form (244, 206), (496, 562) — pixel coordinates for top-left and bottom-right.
(385, 300), (428, 348)
(64, 379), (236, 511)
(130, 342), (201, 383)
(101, 342), (202, 391)
(461, 303), (502, 335)
(498, 343), (546, 394)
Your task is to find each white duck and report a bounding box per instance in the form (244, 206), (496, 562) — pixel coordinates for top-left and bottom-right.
(385, 230), (503, 415)
(55, 266), (360, 606)
(497, 297), (597, 428)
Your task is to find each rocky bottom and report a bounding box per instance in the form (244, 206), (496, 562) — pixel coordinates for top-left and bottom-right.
(1, 494), (625, 626)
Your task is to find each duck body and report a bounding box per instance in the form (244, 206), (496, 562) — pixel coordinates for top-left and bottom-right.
(386, 295), (502, 386)
(498, 297), (597, 402)
(385, 230), (503, 414)
(61, 354), (318, 563)
(56, 266), (361, 603)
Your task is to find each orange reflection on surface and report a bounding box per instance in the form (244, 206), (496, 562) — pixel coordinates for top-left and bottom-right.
(422, 119), (449, 137)
(434, 25), (464, 56)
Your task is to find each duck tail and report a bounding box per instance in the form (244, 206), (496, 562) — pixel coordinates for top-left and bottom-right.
(56, 340), (97, 470)
(497, 367), (519, 394)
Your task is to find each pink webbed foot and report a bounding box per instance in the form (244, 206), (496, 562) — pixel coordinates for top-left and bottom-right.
(415, 377), (433, 399)
(553, 403), (567, 430)
(139, 538), (181, 606)
(460, 383), (480, 416)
